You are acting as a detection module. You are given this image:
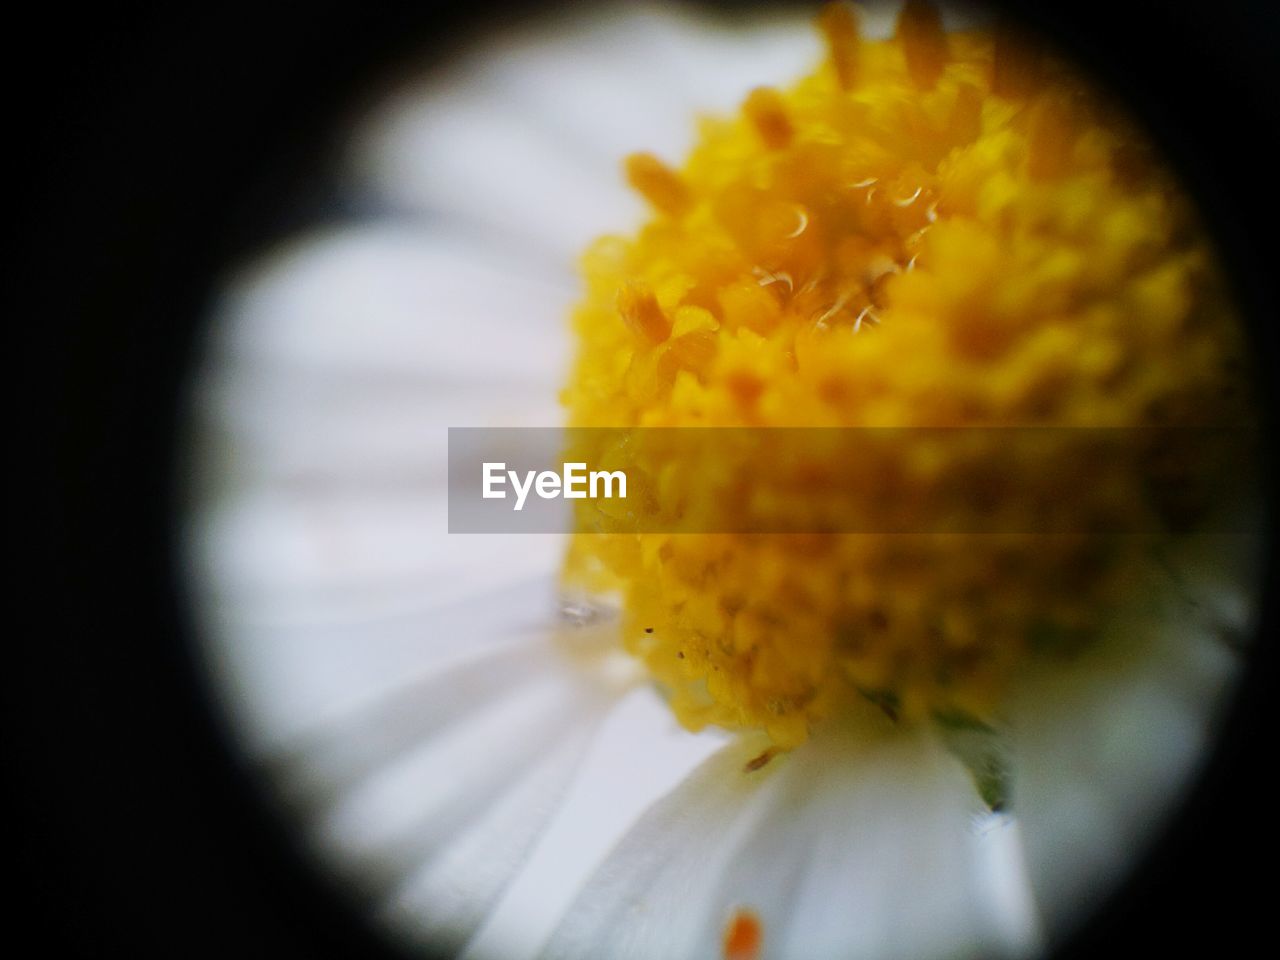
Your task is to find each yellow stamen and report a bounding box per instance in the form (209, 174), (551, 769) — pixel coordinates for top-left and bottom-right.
(818, 1), (861, 91)
(897, 1), (947, 89)
(625, 151), (691, 216)
(616, 280), (671, 345)
(562, 8), (1246, 748)
(743, 86), (793, 150)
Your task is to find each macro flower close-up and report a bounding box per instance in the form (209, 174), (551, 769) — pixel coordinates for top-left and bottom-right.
(49, 1), (1262, 959)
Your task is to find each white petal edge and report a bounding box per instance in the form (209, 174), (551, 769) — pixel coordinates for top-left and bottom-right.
(1006, 533), (1259, 940)
(532, 712), (1033, 960)
(462, 687), (730, 960)
(270, 618), (652, 954)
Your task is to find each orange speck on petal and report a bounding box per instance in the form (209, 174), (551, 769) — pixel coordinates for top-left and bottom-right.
(744, 747), (778, 772)
(723, 909), (763, 960)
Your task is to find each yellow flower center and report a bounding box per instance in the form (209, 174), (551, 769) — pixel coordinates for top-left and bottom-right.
(560, 2), (1246, 747)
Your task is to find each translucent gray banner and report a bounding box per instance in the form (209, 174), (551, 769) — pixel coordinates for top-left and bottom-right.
(447, 427), (1260, 534)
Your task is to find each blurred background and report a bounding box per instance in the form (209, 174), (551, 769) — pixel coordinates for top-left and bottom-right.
(17, 1), (1277, 958)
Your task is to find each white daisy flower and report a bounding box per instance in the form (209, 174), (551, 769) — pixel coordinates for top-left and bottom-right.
(184, 3), (1262, 960)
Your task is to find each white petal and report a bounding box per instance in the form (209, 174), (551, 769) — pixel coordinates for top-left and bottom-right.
(185, 219), (579, 749)
(464, 688), (728, 960)
(473, 8), (818, 166)
(193, 487), (564, 611)
(538, 717), (1026, 960)
(1007, 534), (1258, 939)
(312, 654), (596, 870)
(206, 222), (570, 408)
(381, 728), (601, 955)
(351, 4), (819, 265)
(972, 814), (1044, 957)
(266, 618), (644, 953)
(198, 573), (572, 751)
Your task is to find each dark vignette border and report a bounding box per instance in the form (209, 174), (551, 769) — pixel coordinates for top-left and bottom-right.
(16, 1), (1276, 958)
